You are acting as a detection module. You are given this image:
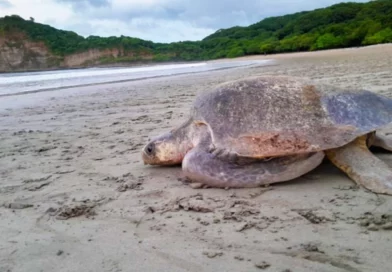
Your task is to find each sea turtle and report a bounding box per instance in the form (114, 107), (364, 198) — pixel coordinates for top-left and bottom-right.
(141, 76), (392, 195)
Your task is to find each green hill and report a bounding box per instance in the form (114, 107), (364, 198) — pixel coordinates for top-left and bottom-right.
(0, 0), (391, 66)
(202, 1), (392, 58)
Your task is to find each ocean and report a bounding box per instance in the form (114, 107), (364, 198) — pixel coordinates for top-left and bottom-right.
(0, 59), (272, 110)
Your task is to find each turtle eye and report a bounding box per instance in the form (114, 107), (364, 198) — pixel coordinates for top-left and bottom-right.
(145, 143), (155, 155)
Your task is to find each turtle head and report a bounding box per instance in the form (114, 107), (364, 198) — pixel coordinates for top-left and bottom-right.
(142, 130), (192, 166)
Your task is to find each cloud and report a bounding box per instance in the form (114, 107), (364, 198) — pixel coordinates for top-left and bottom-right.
(56, 0), (110, 8)
(55, 0), (370, 30)
(0, 0), (73, 25)
(1, 0), (370, 42)
(82, 17), (213, 43)
(0, 0), (12, 8)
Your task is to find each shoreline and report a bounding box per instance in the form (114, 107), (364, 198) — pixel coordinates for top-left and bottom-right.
(0, 60), (276, 98)
(0, 59), (203, 75)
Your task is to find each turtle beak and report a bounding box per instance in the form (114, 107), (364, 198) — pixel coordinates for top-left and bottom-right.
(142, 151), (151, 165)
(141, 132), (185, 166)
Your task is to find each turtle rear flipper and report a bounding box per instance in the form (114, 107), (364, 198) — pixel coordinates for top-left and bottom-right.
(325, 135), (392, 195)
(373, 130), (392, 152)
(182, 145), (324, 188)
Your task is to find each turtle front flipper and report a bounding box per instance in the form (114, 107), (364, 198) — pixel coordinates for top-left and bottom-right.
(325, 135), (392, 195)
(182, 145), (324, 188)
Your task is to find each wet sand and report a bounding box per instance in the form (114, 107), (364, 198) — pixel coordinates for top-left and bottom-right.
(1, 44), (392, 272)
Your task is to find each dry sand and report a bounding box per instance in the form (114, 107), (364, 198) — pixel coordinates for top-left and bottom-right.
(1, 44), (392, 272)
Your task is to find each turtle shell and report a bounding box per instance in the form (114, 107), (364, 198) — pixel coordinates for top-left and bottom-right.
(190, 76), (392, 158)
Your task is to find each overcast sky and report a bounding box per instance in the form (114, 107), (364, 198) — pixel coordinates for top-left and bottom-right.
(0, 0), (369, 43)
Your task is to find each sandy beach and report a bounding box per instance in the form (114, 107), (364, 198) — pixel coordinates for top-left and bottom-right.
(1, 44), (392, 272)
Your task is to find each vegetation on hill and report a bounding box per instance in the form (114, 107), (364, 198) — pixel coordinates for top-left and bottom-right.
(202, 0), (392, 58)
(0, 0), (392, 63)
